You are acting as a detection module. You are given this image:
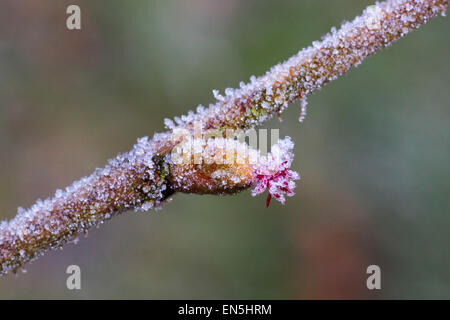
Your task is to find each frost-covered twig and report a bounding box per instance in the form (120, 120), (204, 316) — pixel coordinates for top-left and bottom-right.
(1, 0), (448, 276)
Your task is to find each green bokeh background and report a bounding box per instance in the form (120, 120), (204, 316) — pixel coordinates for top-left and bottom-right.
(0, 0), (449, 299)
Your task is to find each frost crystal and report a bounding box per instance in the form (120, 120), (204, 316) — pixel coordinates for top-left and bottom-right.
(298, 96), (308, 123)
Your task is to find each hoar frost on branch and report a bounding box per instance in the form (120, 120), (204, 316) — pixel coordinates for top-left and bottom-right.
(1, 0), (448, 276)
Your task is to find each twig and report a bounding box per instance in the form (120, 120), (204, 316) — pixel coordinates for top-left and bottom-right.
(1, 0), (448, 276)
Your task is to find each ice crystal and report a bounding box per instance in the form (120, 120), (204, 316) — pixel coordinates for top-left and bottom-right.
(298, 96), (308, 123)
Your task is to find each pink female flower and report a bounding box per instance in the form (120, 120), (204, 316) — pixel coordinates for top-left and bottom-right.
(251, 137), (300, 207)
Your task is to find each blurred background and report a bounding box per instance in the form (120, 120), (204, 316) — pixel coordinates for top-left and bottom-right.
(0, 0), (449, 299)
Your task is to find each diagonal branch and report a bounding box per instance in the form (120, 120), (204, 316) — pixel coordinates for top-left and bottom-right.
(1, 0), (448, 276)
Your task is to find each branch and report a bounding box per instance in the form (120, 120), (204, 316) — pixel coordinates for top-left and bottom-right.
(1, 0), (448, 276)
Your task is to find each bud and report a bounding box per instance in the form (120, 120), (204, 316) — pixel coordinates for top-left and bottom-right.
(168, 137), (300, 206)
